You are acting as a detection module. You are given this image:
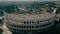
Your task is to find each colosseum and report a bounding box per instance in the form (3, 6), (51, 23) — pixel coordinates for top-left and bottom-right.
(4, 12), (55, 34)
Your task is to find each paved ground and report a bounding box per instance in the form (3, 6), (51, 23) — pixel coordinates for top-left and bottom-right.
(0, 23), (12, 34)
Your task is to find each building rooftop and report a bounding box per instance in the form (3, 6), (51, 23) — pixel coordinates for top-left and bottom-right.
(4, 12), (55, 21)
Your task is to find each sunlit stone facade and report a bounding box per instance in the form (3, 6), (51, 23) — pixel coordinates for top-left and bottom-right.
(4, 12), (55, 34)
